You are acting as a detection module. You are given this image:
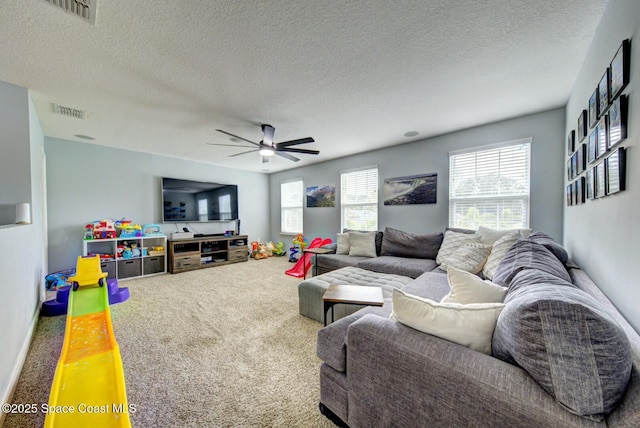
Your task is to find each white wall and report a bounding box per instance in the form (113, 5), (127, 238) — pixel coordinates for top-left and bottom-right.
(564, 0), (640, 333)
(45, 138), (270, 272)
(0, 82), (46, 408)
(269, 108), (565, 244)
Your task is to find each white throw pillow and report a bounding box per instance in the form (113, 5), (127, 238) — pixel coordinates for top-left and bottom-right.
(442, 267), (507, 304)
(482, 231), (522, 280)
(477, 226), (531, 246)
(348, 231), (377, 258)
(336, 233), (350, 255)
(436, 231), (481, 266)
(390, 288), (504, 354)
(440, 243), (492, 274)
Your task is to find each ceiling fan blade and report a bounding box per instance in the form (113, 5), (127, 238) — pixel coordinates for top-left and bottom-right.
(275, 151), (300, 162)
(279, 147), (320, 155)
(207, 143), (255, 148)
(215, 129), (260, 147)
(261, 124), (275, 146)
(276, 137), (315, 148)
(229, 149), (259, 158)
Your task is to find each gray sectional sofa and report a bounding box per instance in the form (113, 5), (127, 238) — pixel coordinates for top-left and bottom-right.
(309, 228), (640, 427)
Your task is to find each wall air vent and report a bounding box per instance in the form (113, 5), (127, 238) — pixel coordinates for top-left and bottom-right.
(41, 0), (97, 25)
(53, 104), (86, 119)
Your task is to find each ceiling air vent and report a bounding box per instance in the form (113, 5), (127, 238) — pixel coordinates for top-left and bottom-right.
(41, 0), (97, 25)
(53, 104), (86, 119)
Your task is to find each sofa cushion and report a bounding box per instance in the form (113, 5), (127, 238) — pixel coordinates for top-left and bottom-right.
(380, 227), (443, 259)
(401, 271), (450, 301)
(482, 231), (522, 280)
(435, 230), (481, 266)
(391, 288), (504, 354)
(357, 256), (437, 279)
(315, 254), (367, 272)
(492, 239), (571, 287)
(492, 284), (633, 420)
(348, 231), (377, 258)
(442, 267), (507, 304)
(527, 231), (569, 265)
(439, 242), (492, 274)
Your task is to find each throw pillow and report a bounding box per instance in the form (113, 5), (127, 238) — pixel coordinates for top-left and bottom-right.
(380, 227), (443, 259)
(492, 284), (632, 420)
(348, 231), (377, 258)
(344, 229), (384, 256)
(440, 242), (492, 274)
(477, 226), (531, 246)
(435, 230), (481, 266)
(391, 288), (504, 354)
(336, 233), (350, 255)
(442, 267), (507, 304)
(482, 231), (522, 280)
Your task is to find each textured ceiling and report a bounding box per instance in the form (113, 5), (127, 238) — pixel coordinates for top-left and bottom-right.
(0, 0), (607, 173)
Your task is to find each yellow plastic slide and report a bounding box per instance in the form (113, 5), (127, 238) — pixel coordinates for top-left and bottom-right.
(44, 256), (132, 428)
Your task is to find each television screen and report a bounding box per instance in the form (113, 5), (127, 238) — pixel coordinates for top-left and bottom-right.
(162, 177), (239, 222)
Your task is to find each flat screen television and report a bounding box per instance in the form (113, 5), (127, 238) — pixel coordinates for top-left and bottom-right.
(162, 177), (239, 222)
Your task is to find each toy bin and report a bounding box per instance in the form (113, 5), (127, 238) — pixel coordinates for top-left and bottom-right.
(100, 260), (116, 279)
(143, 256), (165, 275)
(117, 258), (141, 279)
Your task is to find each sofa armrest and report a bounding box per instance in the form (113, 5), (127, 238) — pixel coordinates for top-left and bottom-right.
(346, 314), (597, 428)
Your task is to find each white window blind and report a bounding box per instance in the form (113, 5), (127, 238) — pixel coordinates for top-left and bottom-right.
(281, 179), (303, 234)
(449, 139), (531, 230)
(341, 167), (378, 231)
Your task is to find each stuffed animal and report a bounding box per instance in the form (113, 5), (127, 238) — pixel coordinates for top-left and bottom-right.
(254, 243), (268, 260)
(265, 241), (274, 257)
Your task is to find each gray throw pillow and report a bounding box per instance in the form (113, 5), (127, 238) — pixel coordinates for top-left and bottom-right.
(348, 231), (377, 258)
(492, 284), (632, 420)
(492, 240), (571, 287)
(344, 229), (383, 256)
(380, 227), (443, 259)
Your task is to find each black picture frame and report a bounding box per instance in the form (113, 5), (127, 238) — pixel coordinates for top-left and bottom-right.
(576, 176), (585, 205)
(576, 144), (586, 175)
(567, 129), (575, 156)
(587, 129), (597, 164)
(567, 159), (572, 181)
(577, 110), (588, 142)
(566, 184), (573, 206)
(570, 153), (577, 179)
(589, 88), (599, 128)
(595, 161), (606, 198)
(607, 95), (628, 149)
(586, 168), (595, 200)
(598, 69), (610, 117)
(606, 147), (626, 195)
(596, 116), (608, 159)
(609, 39), (631, 101)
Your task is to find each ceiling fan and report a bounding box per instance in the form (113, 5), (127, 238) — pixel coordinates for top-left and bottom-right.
(208, 124), (319, 162)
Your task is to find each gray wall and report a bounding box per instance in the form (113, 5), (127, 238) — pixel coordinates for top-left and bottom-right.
(269, 108), (565, 245)
(564, 0), (640, 333)
(45, 139), (270, 272)
(0, 82), (47, 407)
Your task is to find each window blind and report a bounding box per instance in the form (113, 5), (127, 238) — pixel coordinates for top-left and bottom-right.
(340, 167), (378, 231)
(449, 139), (531, 230)
(281, 179), (303, 234)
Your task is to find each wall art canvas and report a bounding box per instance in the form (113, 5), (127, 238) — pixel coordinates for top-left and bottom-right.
(589, 89), (598, 128)
(608, 95), (627, 149)
(577, 109), (587, 142)
(586, 168), (595, 200)
(595, 162), (606, 198)
(588, 129), (597, 164)
(384, 173), (437, 205)
(598, 69), (610, 117)
(596, 116), (608, 159)
(306, 185), (335, 207)
(606, 147), (626, 195)
(610, 39), (630, 100)
(567, 129), (575, 156)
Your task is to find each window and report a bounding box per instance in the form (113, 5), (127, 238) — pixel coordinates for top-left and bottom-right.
(281, 179), (303, 234)
(341, 167), (378, 231)
(449, 138), (531, 230)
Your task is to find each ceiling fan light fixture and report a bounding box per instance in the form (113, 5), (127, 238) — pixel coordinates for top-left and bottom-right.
(259, 146), (275, 157)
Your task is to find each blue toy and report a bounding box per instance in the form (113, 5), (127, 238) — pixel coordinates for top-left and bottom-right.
(288, 245), (299, 263)
(143, 224), (163, 236)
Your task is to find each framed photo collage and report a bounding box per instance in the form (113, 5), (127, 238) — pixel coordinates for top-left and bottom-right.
(567, 39), (630, 206)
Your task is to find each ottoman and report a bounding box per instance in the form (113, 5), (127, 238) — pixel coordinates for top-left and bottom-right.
(298, 266), (413, 323)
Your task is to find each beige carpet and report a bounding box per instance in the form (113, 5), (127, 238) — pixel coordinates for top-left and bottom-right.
(5, 256), (336, 427)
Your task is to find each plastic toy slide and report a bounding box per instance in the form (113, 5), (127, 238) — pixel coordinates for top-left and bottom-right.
(44, 256), (132, 428)
(285, 237), (333, 278)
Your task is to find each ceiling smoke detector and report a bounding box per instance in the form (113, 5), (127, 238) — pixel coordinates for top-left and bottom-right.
(53, 104), (86, 119)
(41, 0), (97, 25)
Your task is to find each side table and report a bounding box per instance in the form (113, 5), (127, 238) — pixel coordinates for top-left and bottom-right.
(322, 284), (384, 326)
(302, 247), (334, 279)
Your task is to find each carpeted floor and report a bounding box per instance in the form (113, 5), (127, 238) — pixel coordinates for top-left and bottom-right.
(5, 256), (336, 427)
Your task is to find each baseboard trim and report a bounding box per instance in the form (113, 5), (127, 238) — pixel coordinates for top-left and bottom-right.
(0, 306), (41, 426)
